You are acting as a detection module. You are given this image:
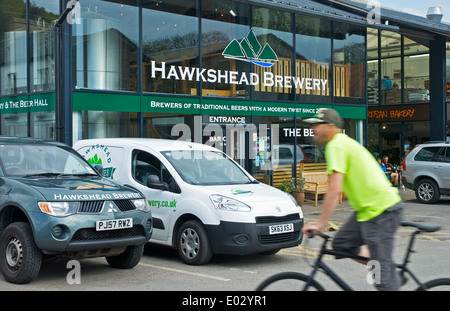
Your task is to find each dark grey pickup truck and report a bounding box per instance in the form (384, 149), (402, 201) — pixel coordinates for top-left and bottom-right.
(0, 137), (152, 284)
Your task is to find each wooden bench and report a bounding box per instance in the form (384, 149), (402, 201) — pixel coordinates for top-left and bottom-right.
(300, 163), (342, 207)
(299, 162), (327, 174)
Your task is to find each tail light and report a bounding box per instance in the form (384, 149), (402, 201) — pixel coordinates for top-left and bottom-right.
(402, 145), (419, 171)
(299, 145), (307, 163)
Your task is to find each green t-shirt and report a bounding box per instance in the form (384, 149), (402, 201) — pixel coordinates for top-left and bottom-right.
(325, 133), (402, 221)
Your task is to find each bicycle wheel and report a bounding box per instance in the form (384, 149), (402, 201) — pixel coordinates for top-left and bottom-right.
(415, 278), (450, 291)
(255, 272), (325, 291)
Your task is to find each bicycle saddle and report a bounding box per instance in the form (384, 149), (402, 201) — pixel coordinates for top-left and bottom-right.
(401, 221), (440, 232)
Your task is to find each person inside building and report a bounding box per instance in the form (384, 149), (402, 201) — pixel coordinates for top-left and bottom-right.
(382, 155), (399, 187)
(377, 157), (386, 173)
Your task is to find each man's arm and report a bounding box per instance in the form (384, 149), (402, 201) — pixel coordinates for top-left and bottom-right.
(302, 171), (344, 235)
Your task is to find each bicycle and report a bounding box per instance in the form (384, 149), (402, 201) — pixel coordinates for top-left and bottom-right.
(256, 221), (450, 291)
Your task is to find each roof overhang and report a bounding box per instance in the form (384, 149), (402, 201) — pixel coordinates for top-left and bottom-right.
(236, 0), (399, 31)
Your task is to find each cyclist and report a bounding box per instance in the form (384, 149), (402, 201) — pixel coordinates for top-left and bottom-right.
(301, 108), (404, 291)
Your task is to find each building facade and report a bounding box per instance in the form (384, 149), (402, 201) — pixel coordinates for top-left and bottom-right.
(1, 0), (450, 186)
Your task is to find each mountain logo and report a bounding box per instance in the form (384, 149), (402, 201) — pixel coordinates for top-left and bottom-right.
(222, 29), (278, 68)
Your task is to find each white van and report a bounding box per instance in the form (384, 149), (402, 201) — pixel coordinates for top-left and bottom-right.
(73, 138), (304, 265)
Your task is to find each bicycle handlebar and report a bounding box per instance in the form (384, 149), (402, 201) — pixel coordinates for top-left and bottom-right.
(306, 230), (330, 239)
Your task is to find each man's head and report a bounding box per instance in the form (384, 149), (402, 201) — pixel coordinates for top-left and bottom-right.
(302, 108), (343, 146)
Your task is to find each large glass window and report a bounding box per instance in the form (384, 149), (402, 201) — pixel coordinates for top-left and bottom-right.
(367, 28), (379, 106)
(30, 0), (58, 93)
(404, 54), (430, 104)
(380, 57), (401, 105)
(252, 8), (293, 101)
(201, 0), (250, 98)
(73, 0), (139, 91)
(333, 22), (365, 104)
(367, 122), (380, 158)
(252, 116), (297, 187)
(74, 111), (135, 139)
(447, 42), (450, 102)
(380, 31), (401, 105)
(295, 14), (331, 103)
(404, 121), (430, 153)
(1, 112), (27, 137)
(0, 0), (27, 95)
(142, 0), (198, 94)
(142, 114), (195, 140)
(30, 1), (59, 140)
(404, 37), (429, 104)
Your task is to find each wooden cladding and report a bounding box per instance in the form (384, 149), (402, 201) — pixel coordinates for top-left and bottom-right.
(253, 58), (349, 97)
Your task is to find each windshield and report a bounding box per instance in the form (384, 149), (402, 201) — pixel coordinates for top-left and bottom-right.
(162, 150), (252, 185)
(0, 144), (97, 177)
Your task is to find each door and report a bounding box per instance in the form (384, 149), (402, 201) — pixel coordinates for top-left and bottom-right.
(434, 147), (450, 189)
(381, 133), (402, 166)
(131, 149), (177, 243)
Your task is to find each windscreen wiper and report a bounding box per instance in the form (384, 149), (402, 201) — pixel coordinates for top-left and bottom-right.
(22, 172), (99, 178)
(66, 173), (99, 177)
(22, 172), (62, 178)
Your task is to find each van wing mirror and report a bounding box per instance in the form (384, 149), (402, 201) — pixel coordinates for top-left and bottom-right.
(146, 174), (169, 190)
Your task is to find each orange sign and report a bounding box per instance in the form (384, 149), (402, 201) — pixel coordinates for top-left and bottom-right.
(368, 104), (429, 122)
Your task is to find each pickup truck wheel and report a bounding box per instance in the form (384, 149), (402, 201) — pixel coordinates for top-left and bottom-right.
(0, 222), (42, 284)
(176, 220), (213, 265)
(106, 244), (144, 269)
(415, 179), (440, 204)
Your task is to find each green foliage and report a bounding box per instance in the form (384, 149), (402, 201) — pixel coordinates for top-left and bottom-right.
(279, 178), (305, 193)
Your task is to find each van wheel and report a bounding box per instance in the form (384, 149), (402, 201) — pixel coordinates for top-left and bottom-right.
(415, 179), (440, 204)
(176, 220), (213, 265)
(106, 244), (144, 269)
(0, 222), (42, 284)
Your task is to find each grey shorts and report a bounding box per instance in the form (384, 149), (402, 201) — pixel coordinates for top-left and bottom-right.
(331, 201), (404, 291)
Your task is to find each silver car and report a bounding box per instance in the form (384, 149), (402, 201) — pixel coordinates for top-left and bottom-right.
(402, 141), (450, 203)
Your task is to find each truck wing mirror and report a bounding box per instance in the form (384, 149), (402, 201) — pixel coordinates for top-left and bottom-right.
(94, 165), (104, 176)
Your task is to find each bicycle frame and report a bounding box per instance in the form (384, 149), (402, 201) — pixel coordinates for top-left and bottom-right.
(303, 229), (428, 291)
(303, 234), (369, 291)
(396, 230), (428, 290)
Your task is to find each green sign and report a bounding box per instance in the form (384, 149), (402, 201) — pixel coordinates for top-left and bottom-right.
(73, 92), (140, 112)
(72, 92), (366, 120)
(0, 93), (55, 114)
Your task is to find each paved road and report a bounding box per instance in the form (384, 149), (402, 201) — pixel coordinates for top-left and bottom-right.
(1, 189), (449, 293)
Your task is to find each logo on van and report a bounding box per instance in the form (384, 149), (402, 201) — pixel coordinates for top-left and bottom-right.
(231, 189), (253, 196)
(87, 153), (116, 179)
(80, 145), (117, 179)
(222, 29), (278, 68)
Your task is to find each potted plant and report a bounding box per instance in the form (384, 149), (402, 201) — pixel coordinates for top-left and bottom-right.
(279, 177), (306, 205)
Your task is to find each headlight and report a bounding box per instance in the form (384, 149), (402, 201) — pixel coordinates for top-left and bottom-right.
(288, 193), (299, 207)
(38, 202), (78, 217)
(286, 193), (303, 218)
(210, 194), (251, 212)
(132, 199), (151, 212)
